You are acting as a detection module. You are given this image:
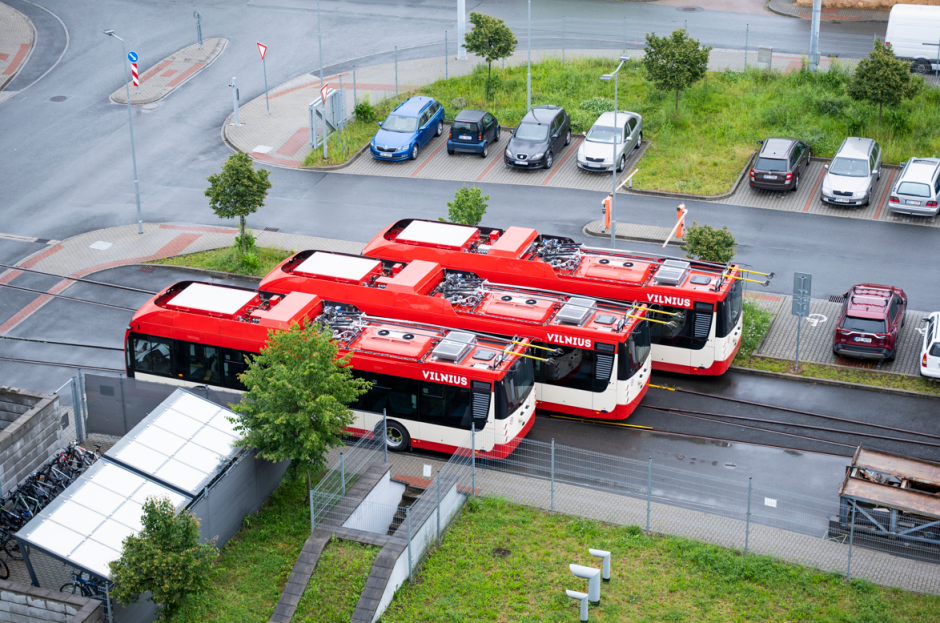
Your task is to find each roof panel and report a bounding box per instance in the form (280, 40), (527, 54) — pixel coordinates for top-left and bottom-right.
(70, 539), (122, 579)
(25, 521), (86, 558)
(113, 443), (168, 475)
(155, 460), (208, 493)
(207, 410), (240, 438)
(398, 221), (477, 249)
(69, 481), (126, 516)
(134, 425), (187, 456)
(191, 426), (238, 457)
(151, 408), (204, 439)
(168, 283), (256, 316)
(294, 253), (381, 282)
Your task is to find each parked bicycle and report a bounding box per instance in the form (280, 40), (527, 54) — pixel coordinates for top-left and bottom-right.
(60, 568), (107, 598)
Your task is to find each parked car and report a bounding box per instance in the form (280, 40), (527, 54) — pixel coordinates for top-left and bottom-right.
(832, 283), (907, 361)
(920, 313), (940, 378)
(820, 137), (882, 206)
(370, 96), (445, 161)
(885, 4), (940, 74)
(888, 157), (940, 217)
(447, 110), (500, 157)
(748, 138), (811, 192)
(504, 105), (571, 169)
(576, 111), (642, 173)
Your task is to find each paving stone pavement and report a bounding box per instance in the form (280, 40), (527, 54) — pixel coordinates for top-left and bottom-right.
(752, 292), (927, 376)
(0, 1), (34, 92)
(109, 38), (227, 105)
(768, 0), (891, 21)
(582, 218), (683, 246)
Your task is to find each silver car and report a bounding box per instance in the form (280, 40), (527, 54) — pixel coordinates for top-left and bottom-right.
(889, 158), (940, 217)
(820, 137), (882, 207)
(576, 111), (642, 173)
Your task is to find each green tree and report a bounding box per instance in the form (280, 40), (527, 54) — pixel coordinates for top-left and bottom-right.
(463, 13), (518, 96)
(440, 186), (489, 226)
(683, 220), (736, 264)
(231, 321), (370, 480)
(205, 152), (272, 253)
(109, 496), (217, 620)
(642, 29), (712, 112)
(847, 38), (919, 126)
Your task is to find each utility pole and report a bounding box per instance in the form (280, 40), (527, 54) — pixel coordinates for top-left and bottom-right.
(809, 0), (821, 71)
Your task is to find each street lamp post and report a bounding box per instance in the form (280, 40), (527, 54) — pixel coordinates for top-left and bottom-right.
(103, 30), (143, 234)
(600, 55), (631, 249)
(527, 0), (531, 110)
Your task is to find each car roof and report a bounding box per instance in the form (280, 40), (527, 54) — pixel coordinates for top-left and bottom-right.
(901, 158), (940, 183)
(394, 96), (434, 117)
(454, 109), (486, 122)
(760, 138), (797, 158)
(522, 106), (562, 125)
(836, 137), (874, 159)
(593, 111), (634, 126)
(846, 284), (896, 318)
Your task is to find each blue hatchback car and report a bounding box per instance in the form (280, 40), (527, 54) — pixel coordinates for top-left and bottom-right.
(371, 96), (446, 161)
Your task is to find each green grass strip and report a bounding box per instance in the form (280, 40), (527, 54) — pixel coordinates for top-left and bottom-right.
(292, 536), (380, 623)
(150, 246), (292, 278)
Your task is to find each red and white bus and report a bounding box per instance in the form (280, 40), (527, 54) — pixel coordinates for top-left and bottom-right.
(258, 251), (654, 420)
(124, 281), (536, 458)
(362, 218), (759, 376)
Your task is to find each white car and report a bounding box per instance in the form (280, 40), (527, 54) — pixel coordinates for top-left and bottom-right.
(920, 312), (940, 378)
(577, 111), (642, 173)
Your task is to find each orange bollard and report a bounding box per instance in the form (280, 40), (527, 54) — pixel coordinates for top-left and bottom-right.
(603, 194), (612, 231)
(676, 204), (686, 238)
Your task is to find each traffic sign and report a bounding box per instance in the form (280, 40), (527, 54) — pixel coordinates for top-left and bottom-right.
(791, 272), (812, 317)
(257, 42), (267, 61)
(127, 51), (138, 63)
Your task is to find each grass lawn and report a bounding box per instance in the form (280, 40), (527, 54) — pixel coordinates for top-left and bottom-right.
(150, 245), (291, 278)
(382, 497), (939, 622)
(293, 536), (379, 623)
(166, 474), (313, 622)
(301, 56), (940, 195)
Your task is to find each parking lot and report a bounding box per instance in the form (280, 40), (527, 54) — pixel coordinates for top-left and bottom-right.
(338, 131), (648, 193)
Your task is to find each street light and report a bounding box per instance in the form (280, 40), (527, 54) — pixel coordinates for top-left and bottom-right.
(526, 0), (531, 111)
(102, 30), (143, 234)
(600, 54), (631, 249)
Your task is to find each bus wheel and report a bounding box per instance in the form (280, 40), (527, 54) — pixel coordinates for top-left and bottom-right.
(382, 420), (411, 452)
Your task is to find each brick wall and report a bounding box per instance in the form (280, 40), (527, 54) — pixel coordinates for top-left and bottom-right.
(0, 579), (103, 623)
(0, 387), (61, 494)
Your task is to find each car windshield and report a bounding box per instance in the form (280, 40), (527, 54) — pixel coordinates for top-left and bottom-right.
(514, 123), (548, 141)
(931, 342), (940, 357)
(755, 157), (787, 172)
(829, 157), (869, 177)
(897, 182), (932, 198)
(452, 121), (478, 134)
(382, 115), (417, 133)
(841, 316), (886, 334)
(586, 126), (621, 144)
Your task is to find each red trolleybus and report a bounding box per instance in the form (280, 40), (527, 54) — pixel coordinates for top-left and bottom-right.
(362, 218), (768, 375)
(124, 281), (536, 458)
(258, 251), (655, 420)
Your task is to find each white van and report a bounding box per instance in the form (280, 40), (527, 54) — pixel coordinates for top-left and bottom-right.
(885, 4), (940, 74)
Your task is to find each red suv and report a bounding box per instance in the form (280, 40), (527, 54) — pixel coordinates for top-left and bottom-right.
(832, 284), (907, 361)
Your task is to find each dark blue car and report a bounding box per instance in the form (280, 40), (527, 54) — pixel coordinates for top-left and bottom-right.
(371, 96), (445, 161)
(447, 109), (500, 158)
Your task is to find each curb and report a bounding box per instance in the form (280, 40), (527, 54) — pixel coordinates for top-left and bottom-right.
(730, 361), (940, 402)
(109, 38), (228, 106)
(0, 6), (36, 92)
(128, 262), (262, 282)
(765, 0), (889, 23)
(629, 150), (757, 202)
(581, 224), (686, 247)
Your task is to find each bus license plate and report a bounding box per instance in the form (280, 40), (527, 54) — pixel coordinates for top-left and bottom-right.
(763, 175), (777, 180)
(854, 337), (872, 343)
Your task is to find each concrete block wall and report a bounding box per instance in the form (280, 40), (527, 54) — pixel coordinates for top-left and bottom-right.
(0, 387), (61, 494)
(0, 579), (103, 623)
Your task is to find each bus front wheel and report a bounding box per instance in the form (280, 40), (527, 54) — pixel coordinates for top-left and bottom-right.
(381, 420), (411, 452)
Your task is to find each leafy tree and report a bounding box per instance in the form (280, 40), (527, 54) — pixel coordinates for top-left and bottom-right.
(230, 321), (370, 481)
(440, 186), (489, 226)
(109, 496), (217, 619)
(847, 38), (919, 126)
(205, 152), (272, 253)
(643, 29), (712, 112)
(463, 13), (518, 96)
(683, 220), (736, 264)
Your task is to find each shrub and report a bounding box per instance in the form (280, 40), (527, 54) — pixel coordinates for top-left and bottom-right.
(580, 96), (615, 117)
(353, 99), (375, 123)
(739, 298), (774, 357)
(441, 186), (489, 226)
(683, 220), (736, 263)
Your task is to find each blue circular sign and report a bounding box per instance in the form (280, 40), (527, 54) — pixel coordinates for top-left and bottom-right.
(127, 51), (138, 63)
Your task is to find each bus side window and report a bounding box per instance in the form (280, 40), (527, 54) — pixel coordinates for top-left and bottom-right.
(222, 349), (250, 390)
(178, 343), (221, 384)
(132, 335), (172, 376)
(387, 377), (419, 418)
(542, 346), (595, 392)
(357, 372), (391, 413)
(421, 382), (473, 429)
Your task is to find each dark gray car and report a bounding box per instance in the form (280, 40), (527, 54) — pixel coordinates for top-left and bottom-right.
(504, 105), (571, 169)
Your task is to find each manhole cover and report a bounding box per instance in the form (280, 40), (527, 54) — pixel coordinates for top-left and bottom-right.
(678, 6), (703, 11)
(138, 265), (156, 273)
(492, 548), (511, 558)
(263, 227), (279, 232)
(49, 96), (67, 102)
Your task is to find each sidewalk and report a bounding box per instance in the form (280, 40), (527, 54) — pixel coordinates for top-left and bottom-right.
(0, 1), (34, 91)
(109, 38), (227, 105)
(768, 0), (890, 21)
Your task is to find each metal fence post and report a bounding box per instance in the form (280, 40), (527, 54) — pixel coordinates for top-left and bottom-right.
(646, 457), (652, 534)
(383, 409), (388, 463)
(436, 470), (442, 545)
(471, 423), (476, 498)
(847, 501), (857, 581)
(338, 75), (344, 129)
(745, 477), (752, 554)
(394, 46), (398, 98)
(445, 31), (448, 80)
(309, 481), (315, 533)
(340, 452), (345, 497)
(353, 65), (357, 107)
(406, 506), (413, 583)
(550, 438), (555, 513)
(78, 368), (88, 438)
(70, 377), (82, 441)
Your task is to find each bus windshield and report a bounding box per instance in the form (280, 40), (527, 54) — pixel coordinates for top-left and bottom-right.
(496, 358), (534, 419)
(717, 278), (743, 338)
(619, 320), (651, 380)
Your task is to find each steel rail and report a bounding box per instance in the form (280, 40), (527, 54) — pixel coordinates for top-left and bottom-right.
(0, 356), (122, 373)
(0, 263), (157, 295)
(0, 283), (137, 311)
(0, 336), (123, 351)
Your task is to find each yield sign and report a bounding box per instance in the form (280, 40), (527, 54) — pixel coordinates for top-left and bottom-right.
(257, 42), (267, 60)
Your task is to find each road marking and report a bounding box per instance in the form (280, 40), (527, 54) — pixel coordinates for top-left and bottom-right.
(475, 148), (504, 181)
(872, 169), (897, 221)
(542, 137), (583, 186)
(0, 232), (58, 245)
(165, 62), (205, 88)
(806, 313), (827, 327)
(276, 128), (310, 157)
(1, 44), (29, 76)
(140, 60), (173, 84)
(802, 167), (826, 212)
(410, 138), (448, 177)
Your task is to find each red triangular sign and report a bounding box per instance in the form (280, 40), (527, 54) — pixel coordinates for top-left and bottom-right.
(257, 42), (267, 60)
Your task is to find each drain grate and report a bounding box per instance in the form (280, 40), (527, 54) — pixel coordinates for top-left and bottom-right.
(49, 95), (67, 102)
(829, 295), (845, 304)
(263, 227), (279, 232)
(138, 265), (156, 273)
